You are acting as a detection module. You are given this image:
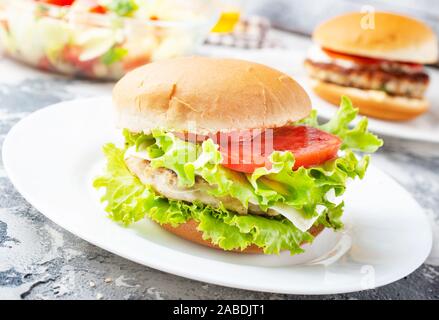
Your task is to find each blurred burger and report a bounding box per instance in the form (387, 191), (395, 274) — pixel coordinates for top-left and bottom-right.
(94, 57), (382, 254)
(305, 12), (438, 121)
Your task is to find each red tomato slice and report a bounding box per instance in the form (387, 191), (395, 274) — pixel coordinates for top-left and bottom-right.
(62, 45), (96, 74)
(323, 48), (382, 65)
(89, 5), (107, 14)
(176, 126), (342, 173)
(219, 126), (341, 173)
(322, 47), (423, 71)
(38, 0), (76, 6)
(37, 56), (52, 71)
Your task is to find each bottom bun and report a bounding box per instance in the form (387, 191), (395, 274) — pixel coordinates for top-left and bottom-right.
(310, 80), (429, 121)
(161, 219), (324, 254)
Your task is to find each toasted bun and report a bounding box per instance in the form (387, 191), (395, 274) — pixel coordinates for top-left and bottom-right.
(113, 57), (311, 134)
(162, 220), (324, 254)
(310, 80), (429, 121)
(313, 12), (438, 64)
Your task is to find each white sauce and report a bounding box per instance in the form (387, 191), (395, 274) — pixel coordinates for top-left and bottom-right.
(268, 203), (324, 232)
(307, 45), (357, 69)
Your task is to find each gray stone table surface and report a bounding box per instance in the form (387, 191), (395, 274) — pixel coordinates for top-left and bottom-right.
(1, 33), (439, 300)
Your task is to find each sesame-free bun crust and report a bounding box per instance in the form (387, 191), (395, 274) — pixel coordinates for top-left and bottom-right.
(113, 57), (311, 134)
(311, 80), (429, 121)
(162, 220), (324, 254)
(313, 12), (438, 64)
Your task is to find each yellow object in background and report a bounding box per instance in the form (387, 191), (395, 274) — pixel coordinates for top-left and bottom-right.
(211, 11), (241, 33)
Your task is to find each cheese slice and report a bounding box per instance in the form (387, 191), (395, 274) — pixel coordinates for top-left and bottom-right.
(325, 188), (343, 206)
(268, 203), (325, 233)
(124, 146), (152, 161)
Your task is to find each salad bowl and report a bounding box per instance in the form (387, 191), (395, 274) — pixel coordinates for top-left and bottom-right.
(0, 0), (216, 80)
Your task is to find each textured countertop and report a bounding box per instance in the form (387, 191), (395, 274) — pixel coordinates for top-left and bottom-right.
(1, 32), (438, 300)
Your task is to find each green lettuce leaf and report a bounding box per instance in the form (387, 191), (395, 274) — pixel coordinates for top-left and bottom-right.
(124, 122), (370, 221)
(101, 47), (128, 65)
(93, 143), (314, 254)
(247, 149), (368, 217)
(93, 143), (187, 226)
(103, 0), (139, 17)
(130, 129), (258, 207)
(317, 203), (344, 230)
(297, 95), (383, 152)
(194, 203), (313, 254)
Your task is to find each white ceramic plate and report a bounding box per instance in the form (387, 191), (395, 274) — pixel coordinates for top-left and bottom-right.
(2, 97), (433, 294)
(201, 46), (439, 143)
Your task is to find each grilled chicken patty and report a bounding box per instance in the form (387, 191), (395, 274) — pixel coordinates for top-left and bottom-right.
(304, 59), (429, 99)
(125, 156), (277, 216)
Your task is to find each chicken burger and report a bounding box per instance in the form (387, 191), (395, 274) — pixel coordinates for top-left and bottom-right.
(94, 57), (382, 254)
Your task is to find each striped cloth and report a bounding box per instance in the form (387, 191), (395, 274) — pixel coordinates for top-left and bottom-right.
(205, 16), (275, 49)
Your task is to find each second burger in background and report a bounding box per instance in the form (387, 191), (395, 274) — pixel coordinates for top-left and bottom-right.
(305, 12), (438, 121)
